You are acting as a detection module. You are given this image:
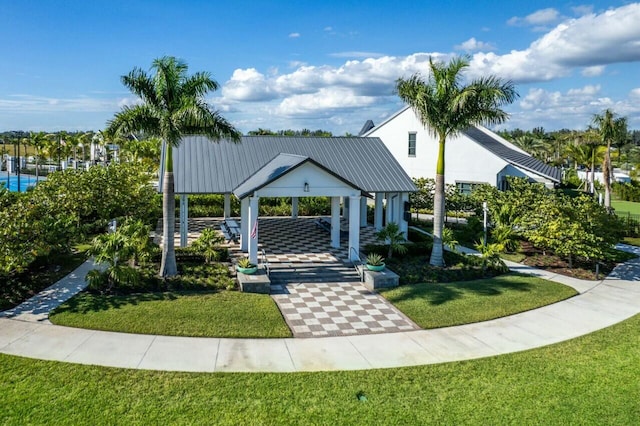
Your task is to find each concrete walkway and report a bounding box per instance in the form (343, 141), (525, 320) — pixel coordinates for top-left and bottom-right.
(1, 246), (639, 372)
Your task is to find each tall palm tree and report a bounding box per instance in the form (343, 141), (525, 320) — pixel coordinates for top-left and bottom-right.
(396, 56), (517, 266)
(106, 56), (240, 277)
(28, 131), (49, 182)
(592, 109), (628, 208)
(564, 141), (605, 192)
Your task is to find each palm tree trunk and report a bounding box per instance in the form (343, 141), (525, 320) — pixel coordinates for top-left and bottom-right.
(603, 142), (612, 208)
(590, 153), (595, 194)
(430, 137), (446, 267)
(160, 144), (178, 277)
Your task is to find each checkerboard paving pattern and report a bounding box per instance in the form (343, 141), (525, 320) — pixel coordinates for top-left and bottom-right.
(157, 216), (418, 337)
(271, 282), (419, 338)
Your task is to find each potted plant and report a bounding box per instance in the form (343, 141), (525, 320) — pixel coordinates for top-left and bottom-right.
(365, 253), (386, 272)
(236, 257), (258, 275)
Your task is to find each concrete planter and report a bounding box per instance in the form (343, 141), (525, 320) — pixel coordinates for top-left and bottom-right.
(366, 263), (386, 272)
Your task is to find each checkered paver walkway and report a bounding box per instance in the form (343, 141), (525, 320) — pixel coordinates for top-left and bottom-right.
(271, 282), (419, 338)
(158, 216), (418, 337)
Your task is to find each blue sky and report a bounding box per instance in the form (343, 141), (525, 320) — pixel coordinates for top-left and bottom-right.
(1, 0), (639, 134)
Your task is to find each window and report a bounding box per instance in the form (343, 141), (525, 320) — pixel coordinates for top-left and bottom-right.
(456, 181), (483, 195)
(408, 132), (416, 157)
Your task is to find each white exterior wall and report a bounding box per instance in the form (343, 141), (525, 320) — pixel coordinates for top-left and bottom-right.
(252, 162), (360, 198)
(367, 108), (531, 187)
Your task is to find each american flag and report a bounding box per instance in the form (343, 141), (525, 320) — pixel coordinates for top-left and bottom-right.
(250, 220), (258, 239)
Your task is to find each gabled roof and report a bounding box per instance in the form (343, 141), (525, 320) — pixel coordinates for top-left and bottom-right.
(463, 127), (562, 183)
(363, 106), (562, 183)
(166, 135), (416, 194)
(358, 120), (375, 136)
(232, 153), (364, 199)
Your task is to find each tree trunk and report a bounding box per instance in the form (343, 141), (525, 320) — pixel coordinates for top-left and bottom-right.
(603, 143), (612, 208)
(430, 137), (446, 267)
(160, 170), (178, 277)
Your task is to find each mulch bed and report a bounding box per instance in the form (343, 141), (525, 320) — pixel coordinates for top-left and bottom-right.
(515, 241), (621, 281)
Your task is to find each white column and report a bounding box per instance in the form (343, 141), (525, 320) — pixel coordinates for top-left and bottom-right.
(394, 192), (403, 227)
(400, 192), (409, 239)
(291, 197), (299, 218)
(179, 195), (188, 248)
(385, 193), (393, 226)
(360, 196), (367, 227)
(248, 196), (260, 264)
(374, 193), (384, 230)
(330, 196), (340, 248)
(240, 197), (249, 252)
(348, 195), (361, 261)
(223, 193), (231, 218)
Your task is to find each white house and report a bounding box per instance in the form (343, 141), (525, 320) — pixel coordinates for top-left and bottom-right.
(362, 106), (561, 192)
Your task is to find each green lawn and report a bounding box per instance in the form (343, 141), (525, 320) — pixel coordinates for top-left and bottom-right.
(2, 314), (640, 424)
(612, 200), (640, 215)
(381, 274), (577, 329)
(50, 291), (291, 338)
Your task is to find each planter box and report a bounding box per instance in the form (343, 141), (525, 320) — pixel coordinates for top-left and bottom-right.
(237, 268), (271, 294)
(358, 265), (399, 291)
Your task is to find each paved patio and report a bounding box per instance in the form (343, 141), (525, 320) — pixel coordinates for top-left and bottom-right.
(161, 216), (416, 337)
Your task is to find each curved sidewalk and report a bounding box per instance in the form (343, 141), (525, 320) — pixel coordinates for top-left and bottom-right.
(1, 246), (639, 373)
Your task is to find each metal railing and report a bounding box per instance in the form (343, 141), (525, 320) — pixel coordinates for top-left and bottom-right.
(261, 249), (270, 276)
(349, 246), (364, 282)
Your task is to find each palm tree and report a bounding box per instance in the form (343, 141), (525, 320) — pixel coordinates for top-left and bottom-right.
(28, 131), (49, 182)
(106, 56), (240, 277)
(512, 134), (544, 158)
(592, 109), (628, 208)
(396, 56), (517, 266)
(564, 141), (605, 192)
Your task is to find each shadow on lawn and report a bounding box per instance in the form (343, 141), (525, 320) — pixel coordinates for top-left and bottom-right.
(383, 274), (534, 306)
(52, 292), (187, 315)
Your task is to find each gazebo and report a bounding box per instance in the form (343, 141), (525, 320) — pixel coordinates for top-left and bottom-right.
(161, 135), (416, 264)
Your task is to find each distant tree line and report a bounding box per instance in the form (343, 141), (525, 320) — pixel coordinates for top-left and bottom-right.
(247, 128), (335, 137)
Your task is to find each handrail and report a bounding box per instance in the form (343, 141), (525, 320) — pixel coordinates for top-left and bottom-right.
(261, 249), (270, 276)
(349, 247), (364, 282)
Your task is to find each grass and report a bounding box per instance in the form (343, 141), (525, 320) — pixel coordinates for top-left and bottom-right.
(380, 274), (577, 329)
(2, 314), (640, 424)
(624, 236), (640, 246)
(50, 291), (291, 338)
(612, 200), (640, 215)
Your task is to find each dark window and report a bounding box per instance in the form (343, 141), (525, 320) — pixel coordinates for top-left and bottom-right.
(456, 181), (480, 195)
(408, 133), (416, 157)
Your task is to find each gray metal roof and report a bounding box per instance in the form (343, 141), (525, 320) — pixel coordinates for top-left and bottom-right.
(463, 127), (562, 183)
(167, 135), (417, 195)
(358, 120), (375, 136)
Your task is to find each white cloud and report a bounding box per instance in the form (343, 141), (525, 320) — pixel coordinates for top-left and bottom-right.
(324, 26), (333, 32)
(508, 8), (560, 26)
(567, 84), (601, 96)
(630, 88), (640, 98)
(572, 5), (594, 16)
(276, 88), (379, 116)
(221, 68), (276, 102)
(454, 37), (496, 52)
(507, 85), (640, 130)
(212, 4), (640, 131)
(581, 65), (605, 77)
(469, 4), (640, 82)
(329, 51), (386, 59)
(0, 94), (120, 113)
(288, 32), (300, 38)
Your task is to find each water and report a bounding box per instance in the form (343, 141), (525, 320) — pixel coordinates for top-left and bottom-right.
(0, 174), (40, 192)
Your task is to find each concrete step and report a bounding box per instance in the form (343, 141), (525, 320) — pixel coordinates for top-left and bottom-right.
(269, 265), (361, 284)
